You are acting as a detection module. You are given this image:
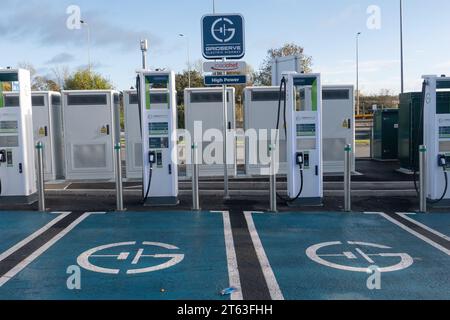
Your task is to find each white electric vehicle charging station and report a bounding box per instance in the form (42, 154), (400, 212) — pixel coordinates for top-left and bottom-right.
(423, 75), (450, 205)
(244, 86), (287, 176)
(244, 85), (353, 176)
(31, 91), (64, 181)
(3, 91), (64, 181)
(62, 90), (120, 181)
(184, 87), (236, 177)
(124, 89), (173, 180)
(282, 72), (323, 206)
(0, 68), (37, 203)
(136, 70), (178, 206)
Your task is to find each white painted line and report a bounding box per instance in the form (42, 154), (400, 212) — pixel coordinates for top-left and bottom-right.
(0, 212), (94, 287)
(376, 212), (450, 256)
(397, 212), (417, 216)
(213, 211), (243, 301)
(244, 211), (284, 301)
(396, 213), (450, 242)
(355, 248), (375, 264)
(132, 249), (144, 265)
(0, 212), (72, 263)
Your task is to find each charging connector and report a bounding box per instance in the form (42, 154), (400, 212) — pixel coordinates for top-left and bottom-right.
(149, 151), (156, 164)
(143, 151), (156, 204)
(296, 152), (304, 167)
(438, 154), (449, 168)
(0, 150), (6, 163)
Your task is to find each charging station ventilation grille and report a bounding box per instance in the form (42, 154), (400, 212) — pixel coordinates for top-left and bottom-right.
(73, 144), (107, 169)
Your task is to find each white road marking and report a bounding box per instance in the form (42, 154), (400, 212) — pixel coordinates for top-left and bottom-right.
(212, 211), (243, 301)
(306, 241), (414, 273)
(0, 212), (72, 263)
(376, 212), (450, 256)
(355, 248), (375, 264)
(132, 249), (144, 264)
(395, 213), (450, 241)
(244, 211), (284, 301)
(0, 212), (99, 287)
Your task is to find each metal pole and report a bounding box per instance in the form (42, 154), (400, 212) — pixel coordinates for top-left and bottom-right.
(115, 142), (124, 212)
(141, 39), (148, 70)
(187, 36), (191, 89)
(400, 0), (405, 94)
(87, 24), (91, 73)
(419, 145), (427, 213)
(222, 58), (229, 199)
(269, 144), (277, 213)
(213, 0), (216, 13)
(356, 32), (361, 116)
(36, 142), (46, 212)
(192, 143), (200, 211)
(344, 144), (352, 212)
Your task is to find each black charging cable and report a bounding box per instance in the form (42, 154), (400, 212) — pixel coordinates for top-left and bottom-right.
(274, 77), (305, 204)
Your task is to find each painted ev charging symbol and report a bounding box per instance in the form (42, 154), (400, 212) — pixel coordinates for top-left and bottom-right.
(306, 241), (414, 273)
(77, 242), (184, 275)
(211, 18), (236, 43)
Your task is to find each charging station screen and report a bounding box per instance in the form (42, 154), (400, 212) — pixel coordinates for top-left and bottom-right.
(0, 121), (18, 133)
(439, 127), (450, 139)
(149, 122), (169, 136)
(297, 124), (316, 137)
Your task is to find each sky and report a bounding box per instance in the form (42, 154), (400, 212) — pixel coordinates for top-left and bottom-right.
(0, 0), (449, 94)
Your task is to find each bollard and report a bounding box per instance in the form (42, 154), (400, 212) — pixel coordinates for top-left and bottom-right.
(192, 143), (200, 211)
(36, 142), (46, 212)
(269, 144), (277, 213)
(419, 145), (427, 213)
(115, 142), (125, 212)
(344, 144), (352, 212)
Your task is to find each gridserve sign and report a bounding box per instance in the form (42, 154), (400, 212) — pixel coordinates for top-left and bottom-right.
(201, 14), (245, 59)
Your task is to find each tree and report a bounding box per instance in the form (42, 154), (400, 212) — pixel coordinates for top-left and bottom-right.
(253, 43), (313, 86)
(64, 69), (114, 90)
(175, 70), (204, 106)
(359, 89), (399, 114)
(18, 62), (61, 91)
(1, 82), (12, 91)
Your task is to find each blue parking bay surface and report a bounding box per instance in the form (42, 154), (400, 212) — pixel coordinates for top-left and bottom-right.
(405, 213), (450, 238)
(0, 211), (61, 255)
(1, 211), (233, 300)
(249, 212), (450, 300)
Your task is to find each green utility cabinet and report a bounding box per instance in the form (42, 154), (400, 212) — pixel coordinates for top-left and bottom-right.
(398, 93), (423, 171)
(372, 109), (399, 160)
(398, 91), (450, 171)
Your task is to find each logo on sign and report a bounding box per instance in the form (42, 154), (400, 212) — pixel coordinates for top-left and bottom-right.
(202, 14), (245, 59)
(203, 61), (246, 73)
(211, 18), (236, 43)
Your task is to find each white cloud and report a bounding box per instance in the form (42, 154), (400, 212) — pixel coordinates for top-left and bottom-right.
(0, 0), (162, 52)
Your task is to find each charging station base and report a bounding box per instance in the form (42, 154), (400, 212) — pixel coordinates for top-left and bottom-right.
(427, 199), (450, 209)
(0, 193), (38, 205)
(144, 197), (179, 207)
(287, 197), (323, 208)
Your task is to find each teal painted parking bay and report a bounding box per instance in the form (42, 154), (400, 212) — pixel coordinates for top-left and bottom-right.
(0, 211), (63, 255)
(0, 211), (237, 300)
(248, 212), (450, 300)
(405, 213), (450, 238)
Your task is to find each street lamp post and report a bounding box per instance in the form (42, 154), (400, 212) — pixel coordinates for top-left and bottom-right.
(356, 32), (361, 116)
(80, 20), (91, 73)
(400, 0), (405, 93)
(179, 34), (191, 88)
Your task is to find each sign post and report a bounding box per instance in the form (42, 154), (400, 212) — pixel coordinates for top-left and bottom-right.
(202, 14), (245, 199)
